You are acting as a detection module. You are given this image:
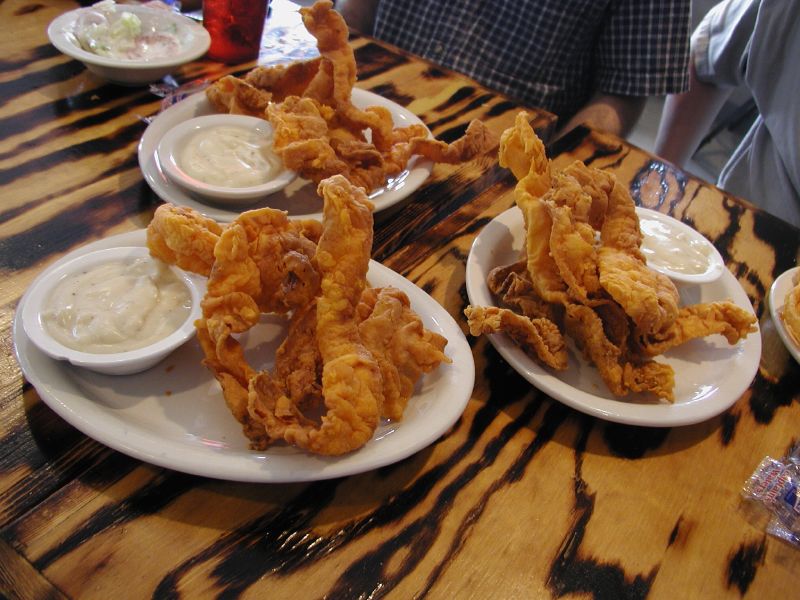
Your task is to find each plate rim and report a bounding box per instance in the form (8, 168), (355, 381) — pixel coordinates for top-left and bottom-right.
(137, 88), (434, 223)
(465, 205), (761, 427)
(14, 230), (475, 482)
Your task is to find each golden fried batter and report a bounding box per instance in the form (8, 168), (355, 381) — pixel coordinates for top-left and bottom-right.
(147, 204), (222, 277)
(205, 0), (495, 194)
(564, 304), (675, 401)
(467, 111), (756, 402)
(464, 305), (568, 371)
(635, 300), (757, 356)
(358, 287), (451, 420)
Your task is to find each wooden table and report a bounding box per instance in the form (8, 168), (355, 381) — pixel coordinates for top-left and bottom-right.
(2, 1), (798, 598)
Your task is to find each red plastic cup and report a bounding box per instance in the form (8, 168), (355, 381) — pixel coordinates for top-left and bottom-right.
(203, 0), (270, 64)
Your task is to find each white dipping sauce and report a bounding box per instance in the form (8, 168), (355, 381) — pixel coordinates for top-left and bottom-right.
(42, 257), (191, 354)
(639, 216), (713, 275)
(179, 125), (283, 188)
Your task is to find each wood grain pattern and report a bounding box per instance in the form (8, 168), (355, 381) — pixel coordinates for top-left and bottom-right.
(1, 1), (798, 599)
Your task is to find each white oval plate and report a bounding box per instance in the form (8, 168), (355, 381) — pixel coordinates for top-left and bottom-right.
(636, 207), (725, 285)
(465, 206), (761, 427)
(14, 231), (474, 482)
(138, 88), (434, 222)
(769, 266), (800, 364)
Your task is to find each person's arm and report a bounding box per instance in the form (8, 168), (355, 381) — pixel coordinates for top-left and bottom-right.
(654, 57), (732, 168)
(335, 0), (380, 34)
(556, 92), (647, 138)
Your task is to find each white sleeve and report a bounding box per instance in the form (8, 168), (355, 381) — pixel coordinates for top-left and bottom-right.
(692, 0), (760, 87)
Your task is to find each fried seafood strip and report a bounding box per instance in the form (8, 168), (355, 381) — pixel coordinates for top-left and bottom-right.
(196, 318), (268, 447)
(202, 208), (320, 321)
(246, 303), (323, 446)
(356, 287), (450, 420)
(464, 305), (568, 370)
(558, 161), (614, 230)
(206, 75), (273, 117)
(546, 198), (601, 305)
(246, 176), (451, 454)
(275, 175), (384, 454)
(243, 57), (324, 101)
(191, 207), (320, 448)
(564, 304), (675, 401)
(409, 119), (496, 164)
(267, 96), (349, 179)
(635, 300), (757, 356)
(299, 1), (394, 146)
(499, 112), (567, 304)
(147, 204), (222, 277)
(487, 260), (562, 323)
(598, 181), (679, 336)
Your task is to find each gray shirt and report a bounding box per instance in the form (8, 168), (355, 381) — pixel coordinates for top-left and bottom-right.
(694, 0), (800, 226)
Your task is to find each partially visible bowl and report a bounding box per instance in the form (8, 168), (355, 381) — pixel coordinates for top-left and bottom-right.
(156, 114), (296, 205)
(47, 2), (210, 86)
(636, 207), (725, 285)
(769, 266), (800, 365)
(21, 246), (202, 375)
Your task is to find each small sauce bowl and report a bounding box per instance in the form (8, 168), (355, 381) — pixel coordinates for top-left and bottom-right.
(21, 246), (202, 375)
(47, 3), (210, 86)
(636, 207), (725, 285)
(156, 114), (297, 205)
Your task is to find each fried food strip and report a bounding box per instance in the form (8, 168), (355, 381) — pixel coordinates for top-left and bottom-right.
(558, 161), (613, 230)
(299, 1), (395, 146)
(357, 287), (451, 420)
(247, 304), (322, 445)
(498, 112), (568, 304)
(635, 300), (757, 356)
(193, 207), (320, 448)
(546, 198), (601, 305)
(487, 260), (562, 322)
(267, 96), (351, 180)
(196, 316), (269, 448)
(598, 181), (679, 336)
(279, 175), (384, 455)
(274, 301), (323, 411)
(147, 204), (222, 277)
(564, 304), (675, 401)
(464, 305), (568, 370)
(243, 57), (324, 101)
(409, 119), (497, 163)
(206, 75), (273, 117)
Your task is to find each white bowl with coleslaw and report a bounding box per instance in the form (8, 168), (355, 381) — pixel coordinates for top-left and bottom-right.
(47, 1), (210, 86)
(156, 114), (297, 205)
(21, 246), (203, 375)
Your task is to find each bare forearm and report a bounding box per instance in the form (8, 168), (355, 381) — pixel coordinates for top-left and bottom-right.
(557, 93), (647, 138)
(655, 60), (731, 167)
(335, 0), (379, 33)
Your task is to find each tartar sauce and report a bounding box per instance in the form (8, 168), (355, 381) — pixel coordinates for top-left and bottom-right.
(42, 257), (192, 354)
(639, 216), (713, 275)
(179, 125), (283, 188)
